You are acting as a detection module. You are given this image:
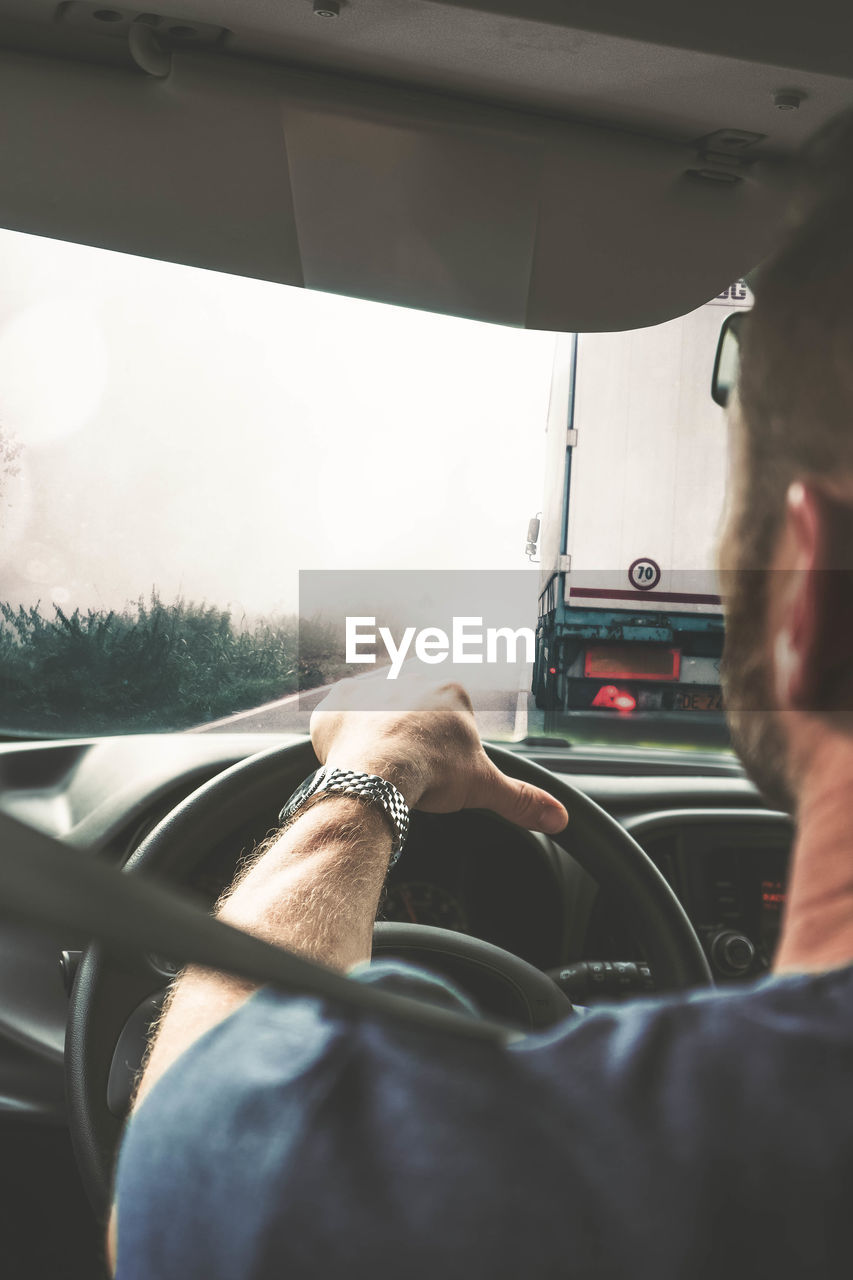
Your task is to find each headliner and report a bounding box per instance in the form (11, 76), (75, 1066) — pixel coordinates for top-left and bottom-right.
(0, 1), (850, 329)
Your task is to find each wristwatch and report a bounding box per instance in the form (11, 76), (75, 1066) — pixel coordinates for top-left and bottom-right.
(279, 765), (410, 865)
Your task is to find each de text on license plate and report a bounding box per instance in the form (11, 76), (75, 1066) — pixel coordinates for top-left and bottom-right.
(675, 690), (722, 712)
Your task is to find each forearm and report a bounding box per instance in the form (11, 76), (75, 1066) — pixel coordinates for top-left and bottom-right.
(109, 679), (568, 1274)
(134, 796), (393, 1108)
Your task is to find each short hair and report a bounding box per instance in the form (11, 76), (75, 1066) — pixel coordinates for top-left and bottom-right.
(736, 108), (853, 568)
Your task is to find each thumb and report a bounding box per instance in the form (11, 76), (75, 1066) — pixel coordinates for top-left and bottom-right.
(474, 764), (569, 835)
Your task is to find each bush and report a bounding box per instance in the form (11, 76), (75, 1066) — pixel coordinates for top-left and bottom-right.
(0, 595), (350, 736)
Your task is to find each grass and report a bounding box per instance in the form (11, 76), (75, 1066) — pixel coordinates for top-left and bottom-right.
(0, 595), (350, 736)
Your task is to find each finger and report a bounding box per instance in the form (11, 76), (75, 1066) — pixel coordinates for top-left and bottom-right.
(473, 764), (569, 835)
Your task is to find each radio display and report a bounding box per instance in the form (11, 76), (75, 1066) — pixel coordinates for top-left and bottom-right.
(697, 846), (790, 971)
(759, 877), (787, 952)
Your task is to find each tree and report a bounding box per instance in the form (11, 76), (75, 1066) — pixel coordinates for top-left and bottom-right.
(0, 423), (22, 516)
(0, 424), (22, 486)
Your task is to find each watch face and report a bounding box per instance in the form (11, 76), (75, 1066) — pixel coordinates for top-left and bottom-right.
(279, 765), (327, 823)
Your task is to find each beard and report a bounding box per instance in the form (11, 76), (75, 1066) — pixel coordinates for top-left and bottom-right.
(720, 567), (796, 815)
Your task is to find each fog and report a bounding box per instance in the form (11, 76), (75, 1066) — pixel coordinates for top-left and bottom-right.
(0, 228), (556, 619)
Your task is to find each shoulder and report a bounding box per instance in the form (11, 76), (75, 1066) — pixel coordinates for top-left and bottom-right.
(113, 964), (853, 1279)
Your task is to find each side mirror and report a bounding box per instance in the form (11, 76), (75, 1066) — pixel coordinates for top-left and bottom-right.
(711, 310), (747, 408)
(525, 516), (541, 560)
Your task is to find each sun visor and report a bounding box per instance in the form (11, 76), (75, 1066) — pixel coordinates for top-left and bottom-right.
(0, 46), (788, 331)
(280, 89), (543, 327)
(0, 49), (306, 291)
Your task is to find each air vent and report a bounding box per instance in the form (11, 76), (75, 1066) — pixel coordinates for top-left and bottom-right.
(56, 2), (229, 48)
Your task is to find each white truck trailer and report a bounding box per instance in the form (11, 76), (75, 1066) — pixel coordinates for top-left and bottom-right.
(532, 281), (751, 733)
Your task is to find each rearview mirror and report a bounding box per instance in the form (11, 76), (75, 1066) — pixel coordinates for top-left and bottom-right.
(711, 310), (747, 408)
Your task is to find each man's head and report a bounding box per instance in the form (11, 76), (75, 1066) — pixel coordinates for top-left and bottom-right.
(719, 109), (853, 813)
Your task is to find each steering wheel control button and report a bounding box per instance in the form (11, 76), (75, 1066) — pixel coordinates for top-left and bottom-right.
(550, 961), (653, 1002)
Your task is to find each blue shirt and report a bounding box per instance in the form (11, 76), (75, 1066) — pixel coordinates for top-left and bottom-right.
(114, 960), (853, 1279)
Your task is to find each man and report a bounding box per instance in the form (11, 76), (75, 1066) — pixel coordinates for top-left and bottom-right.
(110, 113), (853, 1277)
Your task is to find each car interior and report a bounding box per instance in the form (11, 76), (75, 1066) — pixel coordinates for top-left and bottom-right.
(1, 2), (851, 1276)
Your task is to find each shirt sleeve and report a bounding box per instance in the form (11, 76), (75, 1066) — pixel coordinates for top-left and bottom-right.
(348, 956), (482, 1017)
(112, 963), (853, 1280)
(112, 958), (479, 1279)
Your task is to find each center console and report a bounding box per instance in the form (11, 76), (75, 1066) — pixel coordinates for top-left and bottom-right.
(623, 809), (793, 982)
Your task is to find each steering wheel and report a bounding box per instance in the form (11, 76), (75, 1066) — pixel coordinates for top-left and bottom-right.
(67, 739), (711, 1214)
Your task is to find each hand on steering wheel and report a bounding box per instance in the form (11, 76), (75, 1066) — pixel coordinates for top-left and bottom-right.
(311, 675), (569, 835)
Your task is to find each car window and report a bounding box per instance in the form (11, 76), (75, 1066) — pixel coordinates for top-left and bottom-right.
(0, 226), (737, 752)
(0, 226), (553, 737)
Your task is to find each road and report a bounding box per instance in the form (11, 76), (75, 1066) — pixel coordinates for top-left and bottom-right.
(193, 665), (543, 741)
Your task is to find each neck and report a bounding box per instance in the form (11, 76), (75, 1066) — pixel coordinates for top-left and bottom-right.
(775, 732), (853, 974)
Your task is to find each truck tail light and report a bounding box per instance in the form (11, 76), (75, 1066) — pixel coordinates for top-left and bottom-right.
(591, 685), (637, 712)
(584, 645), (680, 682)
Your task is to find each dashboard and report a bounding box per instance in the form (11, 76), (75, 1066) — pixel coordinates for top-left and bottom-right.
(376, 807), (793, 987)
(0, 732), (792, 1130)
(624, 810), (791, 980)
(379, 810), (568, 972)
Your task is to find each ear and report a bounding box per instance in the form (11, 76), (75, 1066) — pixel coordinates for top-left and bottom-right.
(773, 481), (853, 712)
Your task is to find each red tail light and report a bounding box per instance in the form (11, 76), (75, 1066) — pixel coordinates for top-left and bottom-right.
(591, 684), (637, 712)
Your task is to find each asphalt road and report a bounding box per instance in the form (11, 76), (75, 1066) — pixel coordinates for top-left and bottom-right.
(191, 679), (726, 750)
(195, 666), (539, 741)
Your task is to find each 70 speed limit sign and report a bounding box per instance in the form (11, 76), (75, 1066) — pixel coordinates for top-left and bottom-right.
(628, 557), (661, 591)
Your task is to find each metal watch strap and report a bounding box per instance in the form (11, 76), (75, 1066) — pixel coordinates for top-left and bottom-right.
(281, 766), (409, 865)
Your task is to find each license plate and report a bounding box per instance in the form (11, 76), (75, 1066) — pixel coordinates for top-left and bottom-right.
(675, 690), (722, 712)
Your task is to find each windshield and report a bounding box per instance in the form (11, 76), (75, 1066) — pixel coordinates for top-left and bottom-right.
(0, 227), (736, 753)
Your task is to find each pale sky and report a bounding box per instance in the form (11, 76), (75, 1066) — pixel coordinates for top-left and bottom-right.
(0, 227), (556, 616)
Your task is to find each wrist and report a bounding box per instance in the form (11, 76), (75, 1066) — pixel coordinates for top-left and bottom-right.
(323, 754), (425, 809)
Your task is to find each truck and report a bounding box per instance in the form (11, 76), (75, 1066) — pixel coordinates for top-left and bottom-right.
(530, 281), (752, 740)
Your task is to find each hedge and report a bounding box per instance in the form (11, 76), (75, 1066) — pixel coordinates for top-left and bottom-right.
(0, 595), (348, 736)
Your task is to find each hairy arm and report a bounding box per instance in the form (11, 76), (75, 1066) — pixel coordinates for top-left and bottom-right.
(108, 679), (567, 1272)
(134, 679), (568, 1106)
(135, 794), (396, 1109)
(107, 796), (396, 1273)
